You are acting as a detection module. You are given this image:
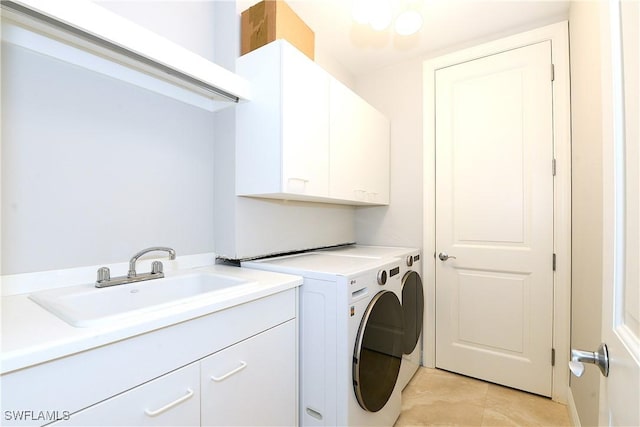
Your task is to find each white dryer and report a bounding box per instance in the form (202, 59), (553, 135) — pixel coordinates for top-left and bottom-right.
(242, 253), (403, 427)
(314, 245), (424, 390)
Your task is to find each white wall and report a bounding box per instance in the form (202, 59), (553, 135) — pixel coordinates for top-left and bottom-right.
(315, 47), (356, 90)
(352, 12), (571, 250)
(213, 1), (355, 260)
(1, 0), (358, 274)
(1, 3), (218, 274)
(354, 4), (615, 417)
(568, 2), (604, 425)
(96, 1), (217, 62)
(354, 58), (424, 248)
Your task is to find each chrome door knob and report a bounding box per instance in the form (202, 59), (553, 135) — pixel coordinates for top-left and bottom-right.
(438, 252), (457, 261)
(570, 343), (609, 377)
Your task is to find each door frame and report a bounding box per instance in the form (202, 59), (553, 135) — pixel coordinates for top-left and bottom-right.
(422, 21), (571, 403)
(599, 0), (640, 424)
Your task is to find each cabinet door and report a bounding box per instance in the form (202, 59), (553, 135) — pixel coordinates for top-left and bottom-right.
(358, 101), (390, 204)
(329, 79), (390, 204)
(201, 320), (296, 427)
(329, 78), (362, 201)
(52, 363), (200, 426)
(236, 40), (329, 199)
(281, 43), (330, 197)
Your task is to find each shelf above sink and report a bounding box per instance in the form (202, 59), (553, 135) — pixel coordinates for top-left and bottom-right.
(1, 0), (250, 111)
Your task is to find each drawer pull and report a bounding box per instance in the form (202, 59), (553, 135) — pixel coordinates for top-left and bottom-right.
(144, 388), (194, 417)
(210, 361), (248, 382)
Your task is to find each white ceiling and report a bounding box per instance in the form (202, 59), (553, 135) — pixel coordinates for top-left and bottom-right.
(286, 0), (570, 77)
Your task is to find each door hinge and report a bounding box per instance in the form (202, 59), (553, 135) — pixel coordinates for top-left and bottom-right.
(552, 158), (557, 176)
(553, 253), (557, 271)
(551, 348), (556, 366)
(551, 64), (555, 81)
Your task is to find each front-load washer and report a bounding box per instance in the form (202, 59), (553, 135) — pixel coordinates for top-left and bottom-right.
(242, 253), (404, 427)
(314, 245), (424, 390)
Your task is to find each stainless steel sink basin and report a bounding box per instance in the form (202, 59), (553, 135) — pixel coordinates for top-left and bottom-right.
(29, 271), (250, 327)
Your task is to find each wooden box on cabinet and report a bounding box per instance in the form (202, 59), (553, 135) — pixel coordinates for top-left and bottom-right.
(241, 0), (315, 60)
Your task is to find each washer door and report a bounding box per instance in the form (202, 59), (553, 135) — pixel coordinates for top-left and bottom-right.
(353, 291), (403, 412)
(402, 270), (424, 354)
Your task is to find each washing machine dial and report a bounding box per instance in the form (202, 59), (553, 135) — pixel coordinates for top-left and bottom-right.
(406, 255), (414, 267)
(377, 270), (387, 285)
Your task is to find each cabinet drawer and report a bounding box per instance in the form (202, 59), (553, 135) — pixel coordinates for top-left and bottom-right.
(201, 320), (297, 427)
(52, 363), (200, 426)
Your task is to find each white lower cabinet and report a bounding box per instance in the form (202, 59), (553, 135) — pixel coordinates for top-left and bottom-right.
(201, 321), (296, 427)
(50, 320), (296, 427)
(52, 363), (200, 426)
(0, 290), (300, 427)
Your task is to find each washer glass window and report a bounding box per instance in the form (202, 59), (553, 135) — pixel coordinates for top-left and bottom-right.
(353, 291), (403, 412)
(402, 270), (424, 354)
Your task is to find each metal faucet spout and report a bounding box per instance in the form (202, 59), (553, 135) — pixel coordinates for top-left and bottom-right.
(95, 246), (177, 288)
(128, 246), (176, 278)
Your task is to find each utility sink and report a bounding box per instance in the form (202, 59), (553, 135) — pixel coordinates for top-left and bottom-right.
(29, 271), (252, 328)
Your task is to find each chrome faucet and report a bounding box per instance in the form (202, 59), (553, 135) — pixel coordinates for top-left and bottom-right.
(95, 247), (176, 288)
(128, 247), (176, 277)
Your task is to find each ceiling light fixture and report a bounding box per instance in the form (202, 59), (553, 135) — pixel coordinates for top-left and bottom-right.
(352, 0), (423, 36)
(368, 0), (393, 31)
(394, 9), (422, 36)
(351, 0), (370, 25)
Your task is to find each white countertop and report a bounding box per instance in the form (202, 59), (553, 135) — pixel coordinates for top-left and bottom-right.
(1, 264), (302, 375)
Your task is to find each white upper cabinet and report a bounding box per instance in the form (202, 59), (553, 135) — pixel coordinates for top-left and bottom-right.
(329, 79), (390, 205)
(281, 49), (331, 198)
(236, 40), (390, 206)
(1, 0), (249, 111)
(236, 40), (330, 200)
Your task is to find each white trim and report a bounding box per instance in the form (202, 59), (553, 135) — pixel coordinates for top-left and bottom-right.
(422, 21), (571, 403)
(568, 386), (583, 427)
(599, 1), (640, 424)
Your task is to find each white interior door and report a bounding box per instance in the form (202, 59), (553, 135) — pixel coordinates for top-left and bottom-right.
(599, 1), (639, 425)
(435, 41), (555, 396)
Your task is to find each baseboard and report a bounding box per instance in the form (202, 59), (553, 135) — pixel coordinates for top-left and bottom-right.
(567, 387), (582, 427)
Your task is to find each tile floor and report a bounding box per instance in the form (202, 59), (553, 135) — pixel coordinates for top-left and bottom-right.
(395, 367), (572, 426)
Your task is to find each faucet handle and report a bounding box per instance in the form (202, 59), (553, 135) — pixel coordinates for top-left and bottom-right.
(97, 267), (111, 283)
(151, 261), (164, 275)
